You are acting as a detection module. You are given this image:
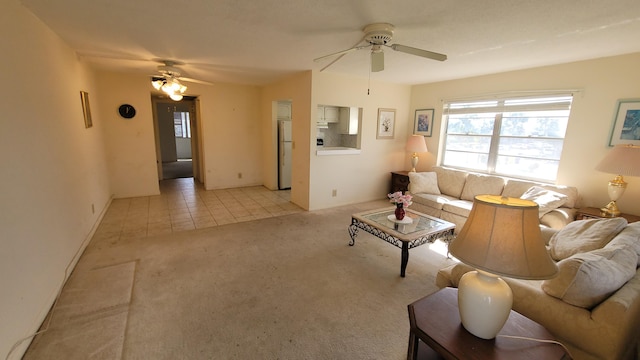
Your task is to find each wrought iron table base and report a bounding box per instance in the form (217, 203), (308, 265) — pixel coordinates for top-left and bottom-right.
(348, 218), (454, 277)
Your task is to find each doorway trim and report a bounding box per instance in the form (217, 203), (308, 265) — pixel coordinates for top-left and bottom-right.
(151, 95), (203, 183)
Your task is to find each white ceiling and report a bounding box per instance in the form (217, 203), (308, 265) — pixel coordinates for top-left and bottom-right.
(19, 0), (640, 86)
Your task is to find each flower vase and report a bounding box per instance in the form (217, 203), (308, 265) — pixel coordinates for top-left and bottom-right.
(395, 203), (405, 220)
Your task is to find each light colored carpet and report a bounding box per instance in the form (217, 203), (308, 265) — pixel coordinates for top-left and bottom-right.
(23, 200), (456, 359)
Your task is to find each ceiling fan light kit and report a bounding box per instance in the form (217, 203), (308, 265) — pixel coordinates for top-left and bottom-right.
(151, 76), (186, 101)
(314, 22), (447, 73)
(150, 60), (214, 101)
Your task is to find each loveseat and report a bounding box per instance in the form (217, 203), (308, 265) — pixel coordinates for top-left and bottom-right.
(407, 166), (580, 233)
(437, 218), (640, 360)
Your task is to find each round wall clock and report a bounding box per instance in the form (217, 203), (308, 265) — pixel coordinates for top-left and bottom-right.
(118, 104), (136, 119)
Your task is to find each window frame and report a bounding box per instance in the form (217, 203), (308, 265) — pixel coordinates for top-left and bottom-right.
(441, 94), (573, 182)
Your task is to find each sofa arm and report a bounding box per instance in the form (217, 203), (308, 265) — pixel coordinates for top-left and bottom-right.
(589, 269), (640, 360)
(435, 263), (475, 288)
(540, 207), (576, 229)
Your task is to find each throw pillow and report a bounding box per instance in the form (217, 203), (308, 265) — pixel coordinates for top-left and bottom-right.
(520, 186), (568, 217)
(408, 172), (440, 195)
(549, 217), (628, 261)
(542, 246), (637, 309)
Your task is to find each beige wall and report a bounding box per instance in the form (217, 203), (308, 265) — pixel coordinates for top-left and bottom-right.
(410, 52), (640, 215)
(193, 82), (263, 190)
(262, 71), (313, 210)
(0, 1), (112, 357)
(95, 72), (160, 197)
(310, 72), (412, 210)
(94, 73), (265, 194)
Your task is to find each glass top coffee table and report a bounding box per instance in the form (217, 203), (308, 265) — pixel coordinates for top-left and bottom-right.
(349, 207), (455, 277)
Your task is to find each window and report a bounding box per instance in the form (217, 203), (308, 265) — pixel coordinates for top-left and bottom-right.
(174, 111), (191, 138)
(442, 94), (572, 182)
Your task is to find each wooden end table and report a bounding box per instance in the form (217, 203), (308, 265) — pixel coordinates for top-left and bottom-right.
(576, 206), (640, 223)
(407, 287), (569, 360)
(391, 171), (411, 194)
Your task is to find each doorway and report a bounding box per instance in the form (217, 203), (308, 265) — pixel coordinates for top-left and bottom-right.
(152, 96), (201, 181)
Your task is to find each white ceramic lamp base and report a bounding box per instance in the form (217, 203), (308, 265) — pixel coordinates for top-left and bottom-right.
(410, 153), (419, 172)
(457, 270), (513, 339)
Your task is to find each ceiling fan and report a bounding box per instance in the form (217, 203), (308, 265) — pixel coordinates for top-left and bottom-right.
(151, 60), (213, 100)
(313, 23), (447, 73)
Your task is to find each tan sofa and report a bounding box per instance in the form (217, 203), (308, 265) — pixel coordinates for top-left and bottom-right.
(436, 219), (640, 360)
(407, 166), (579, 233)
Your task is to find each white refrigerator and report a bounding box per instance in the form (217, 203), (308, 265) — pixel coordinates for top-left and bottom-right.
(278, 120), (292, 189)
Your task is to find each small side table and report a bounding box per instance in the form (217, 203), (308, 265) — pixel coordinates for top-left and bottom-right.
(576, 207), (640, 223)
(407, 287), (568, 360)
(391, 171), (410, 194)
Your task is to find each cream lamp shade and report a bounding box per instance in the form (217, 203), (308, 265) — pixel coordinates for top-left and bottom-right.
(594, 144), (640, 217)
(405, 135), (428, 172)
(448, 195), (558, 339)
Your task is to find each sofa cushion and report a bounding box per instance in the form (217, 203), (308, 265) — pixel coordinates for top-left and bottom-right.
(608, 222), (640, 266)
(442, 199), (473, 217)
(501, 179), (538, 198)
(408, 172), (440, 195)
(549, 217), (628, 261)
(520, 186), (568, 217)
(411, 193), (455, 211)
(542, 246), (638, 309)
(460, 173), (505, 201)
(433, 167), (468, 198)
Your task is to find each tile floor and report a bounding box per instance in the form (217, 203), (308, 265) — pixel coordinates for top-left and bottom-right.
(92, 178), (302, 241)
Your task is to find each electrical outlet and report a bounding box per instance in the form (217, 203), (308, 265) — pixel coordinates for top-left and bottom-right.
(238, 172), (242, 179)
(332, 189), (337, 197)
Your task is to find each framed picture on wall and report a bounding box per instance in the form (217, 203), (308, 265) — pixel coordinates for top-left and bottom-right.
(80, 91), (93, 129)
(377, 108), (396, 139)
(608, 98), (640, 146)
(413, 108), (434, 137)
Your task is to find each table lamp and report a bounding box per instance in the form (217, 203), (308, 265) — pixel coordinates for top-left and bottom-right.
(594, 144), (640, 217)
(405, 135), (428, 172)
(448, 195), (558, 339)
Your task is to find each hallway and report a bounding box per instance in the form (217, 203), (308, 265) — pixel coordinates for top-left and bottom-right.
(93, 178), (302, 241)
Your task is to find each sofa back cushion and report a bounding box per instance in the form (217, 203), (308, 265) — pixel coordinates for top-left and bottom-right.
(433, 167), (468, 198)
(542, 245), (638, 309)
(501, 179), (538, 198)
(460, 173), (505, 201)
(408, 172), (440, 195)
(549, 217), (628, 261)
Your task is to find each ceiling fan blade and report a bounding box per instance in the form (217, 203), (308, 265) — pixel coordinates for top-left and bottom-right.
(390, 44), (447, 61)
(320, 53), (347, 72)
(180, 77), (214, 86)
(371, 51), (384, 72)
(313, 45), (370, 63)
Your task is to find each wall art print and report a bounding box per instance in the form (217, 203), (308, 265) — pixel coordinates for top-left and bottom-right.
(608, 98), (640, 146)
(377, 108), (396, 139)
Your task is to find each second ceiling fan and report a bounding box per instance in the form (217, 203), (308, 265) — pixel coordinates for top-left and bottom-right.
(314, 23), (447, 72)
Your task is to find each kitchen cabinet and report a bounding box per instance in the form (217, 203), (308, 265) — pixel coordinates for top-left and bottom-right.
(318, 106), (339, 123)
(277, 102), (291, 120)
(338, 107), (359, 135)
